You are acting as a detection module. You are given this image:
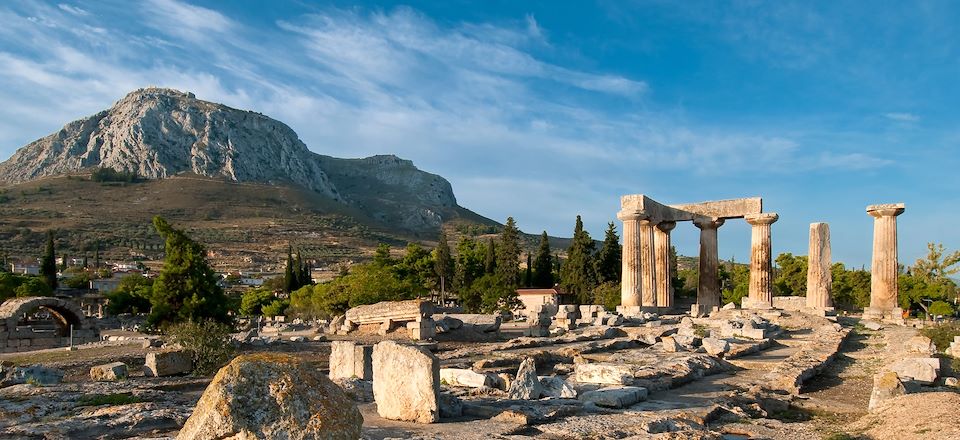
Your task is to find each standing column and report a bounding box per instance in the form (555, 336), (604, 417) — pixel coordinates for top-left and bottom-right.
(806, 222), (833, 310)
(638, 218), (658, 310)
(618, 210), (642, 307)
(693, 217), (725, 312)
(744, 213), (778, 309)
(654, 221), (676, 310)
(865, 203), (905, 320)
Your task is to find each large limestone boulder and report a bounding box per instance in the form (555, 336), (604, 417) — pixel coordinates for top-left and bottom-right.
(145, 350), (193, 377)
(176, 353), (362, 440)
(579, 386), (648, 408)
(701, 338), (730, 357)
(372, 341), (440, 423)
(574, 363), (633, 385)
(887, 358), (940, 385)
(90, 362), (128, 382)
(507, 357), (543, 399)
(440, 368), (496, 388)
(0, 365), (63, 387)
(868, 371), (905, 412)
(539, 376), (577, 398)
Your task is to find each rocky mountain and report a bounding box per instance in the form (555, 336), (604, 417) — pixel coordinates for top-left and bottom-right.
(0, 88), (471, 232)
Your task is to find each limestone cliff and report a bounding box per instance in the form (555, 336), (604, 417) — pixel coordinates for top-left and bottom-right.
(0, 87), (467, 231)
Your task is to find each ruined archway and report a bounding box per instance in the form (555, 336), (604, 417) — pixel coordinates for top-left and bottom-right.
(0, 297), (98, 352)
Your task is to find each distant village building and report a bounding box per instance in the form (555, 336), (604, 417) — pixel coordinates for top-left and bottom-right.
(90, 277), (124, 293)
(515, 288), (571, 317)
(9, 263), (40, 275)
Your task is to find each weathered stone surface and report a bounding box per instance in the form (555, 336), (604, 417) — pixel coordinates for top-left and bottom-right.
(90, 362), (128, 382)
(660, 336), (681, 353)
(721, 302), (737, 310)
(701, 338), (730, 357)
(507, 357), (543, 400)
(444, 314), (501, 333)
(579, 386), (648, 408)
(345, 299), (433, 327)
(329, 341), (373, 381)
(438, 393), (463, 419)
(868, 371), (906, 412)
(945, 377), (959, 387)
(372, 341), (440, 423)
(744, 213), (778, 309)
(865, 203), (905, 320)
(176, 353), (362, 440)
(765, 326), (849, 394)
(806, 223), (833, 309)
(905, 335), (936, 355)
(573, 363), (633, 385)
(440, 368), (495, 388)
(0, 365), (63, 387)
(887, 358), (939, 385)
(864, 321), (883, 331)
(144, 350), (193, 377)
(538, 376), (577, 398)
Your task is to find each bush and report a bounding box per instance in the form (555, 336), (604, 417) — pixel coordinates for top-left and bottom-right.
(167, 320), (235, 375)
(261, 299), (289, 317)
(90, 167), (140, 183)
(929, 300), (955, 317)
(919, 322), (960, 351)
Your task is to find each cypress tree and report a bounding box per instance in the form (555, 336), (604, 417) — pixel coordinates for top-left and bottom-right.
(434, 230), (453, 303)
(595, 222), (621, 284)
(283, 245), (295, 293)
(294, 249), (305, 289)
(496, 217), (521, 287)
(94, 241), (100, 269)
(484, 239), (497, 275)
(532, 231), (554, 288)
(524, 254), (532, 288)
(559, 215), (597, 304)
(40, 230), (57, 289)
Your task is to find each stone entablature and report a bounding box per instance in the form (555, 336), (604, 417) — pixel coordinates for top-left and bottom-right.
(342, 299), (435, 340)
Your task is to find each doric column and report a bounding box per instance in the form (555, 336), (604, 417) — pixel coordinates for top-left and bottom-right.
(693, 217), (725, 309)
(638, 218), (658, 309)
(744, 213), (778, 309)
(655, 221), (676, 310)
(617, 210), (642, 307)
(806, 222), (833, 309)
(866, 204), (905, 318)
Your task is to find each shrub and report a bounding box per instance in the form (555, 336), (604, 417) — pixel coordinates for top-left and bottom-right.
(167, 320), (235, 375)
(929, 300), (955, 317)
(919, 322), (960, 351)
(76, 393), (143, 407)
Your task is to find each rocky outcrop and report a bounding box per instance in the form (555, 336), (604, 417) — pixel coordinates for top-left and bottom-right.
(177, 353), (362, 440)
(0, 88), (472, 232)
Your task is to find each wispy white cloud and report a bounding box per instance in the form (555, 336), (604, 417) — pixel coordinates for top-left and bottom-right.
(57, 3), (88, 16)
(884, 112), (920, 122)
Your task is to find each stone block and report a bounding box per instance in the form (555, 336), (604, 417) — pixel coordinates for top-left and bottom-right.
(0, 365), (63, 386)
(372, 341), (439, 423)
(440, 368), (496, 388)
(407, 319), (436, 340)
(702, 338), (730, 357)
(573, 363), (633, 385)
(90, 362), (128, 381)
(659, 336), (680, 352)
(507, 357), (542, 400)
(144, 350), (193, 377)
(868, 371), (905, 412)
(905, 335), (936, 355)
(539, 376), (576, 398)
(579, 386), (648, 408)
(329, 341), (373, 381)
(438, 393), (463, 419)
(863, 321), (883, 331)
(887, 358), (940, 385)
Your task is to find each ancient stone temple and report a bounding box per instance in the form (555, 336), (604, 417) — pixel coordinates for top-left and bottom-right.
(863, 203), (905, 322)
(617, 195), (769, 317)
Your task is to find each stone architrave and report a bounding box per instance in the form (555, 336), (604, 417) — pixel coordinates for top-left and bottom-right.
(743, 213), (778, 309)
(638, 218), (658, 309)
(693, 217), (725, 310)
(618, 210), (642, 308)
(372, 341), (440, 424)
(806, 223), (833, 310)
(865, 204), (905, 321)
(654, 221), (676, 310)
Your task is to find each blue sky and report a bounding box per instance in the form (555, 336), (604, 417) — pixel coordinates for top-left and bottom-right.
(0, 1), (957, 268)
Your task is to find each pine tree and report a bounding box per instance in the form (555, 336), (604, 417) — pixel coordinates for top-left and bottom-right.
(496, 217), (521, 288)
(559, 215), (597, 304)
(484, 239), (497, 275)
(524, 254), (532, 288)
(434, 230), (454, 304)
(149, 216), (229, 325)
(40, 230), (57, 289)
(454, 238), (484, 292)
(532, 231), (554, 288)
(595, 222), (621, 284)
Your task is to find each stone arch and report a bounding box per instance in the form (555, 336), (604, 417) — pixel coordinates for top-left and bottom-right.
(0, 296), (87, 335)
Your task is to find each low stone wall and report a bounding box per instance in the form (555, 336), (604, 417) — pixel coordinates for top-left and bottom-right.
(771, 296), (806, 311)
(765, 324), (849, 394)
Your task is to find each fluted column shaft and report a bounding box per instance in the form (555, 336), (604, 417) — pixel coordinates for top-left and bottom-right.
(654, 221), (676, 309)
(638, 219), (658, 308)
(694, 217), (724, 308)
(744, 213), (778, 309)
(618, 211), (642, 307)
(868, 205), (905, 311)
(806, 222), (833, 309)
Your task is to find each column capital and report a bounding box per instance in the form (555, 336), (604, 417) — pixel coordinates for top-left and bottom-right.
(693, 217), (725, 230)
(617, 209), (647, 222)
(656, 221), (677, 233)
(867, 203), (905, 218)
(745, 212), (779, 226)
